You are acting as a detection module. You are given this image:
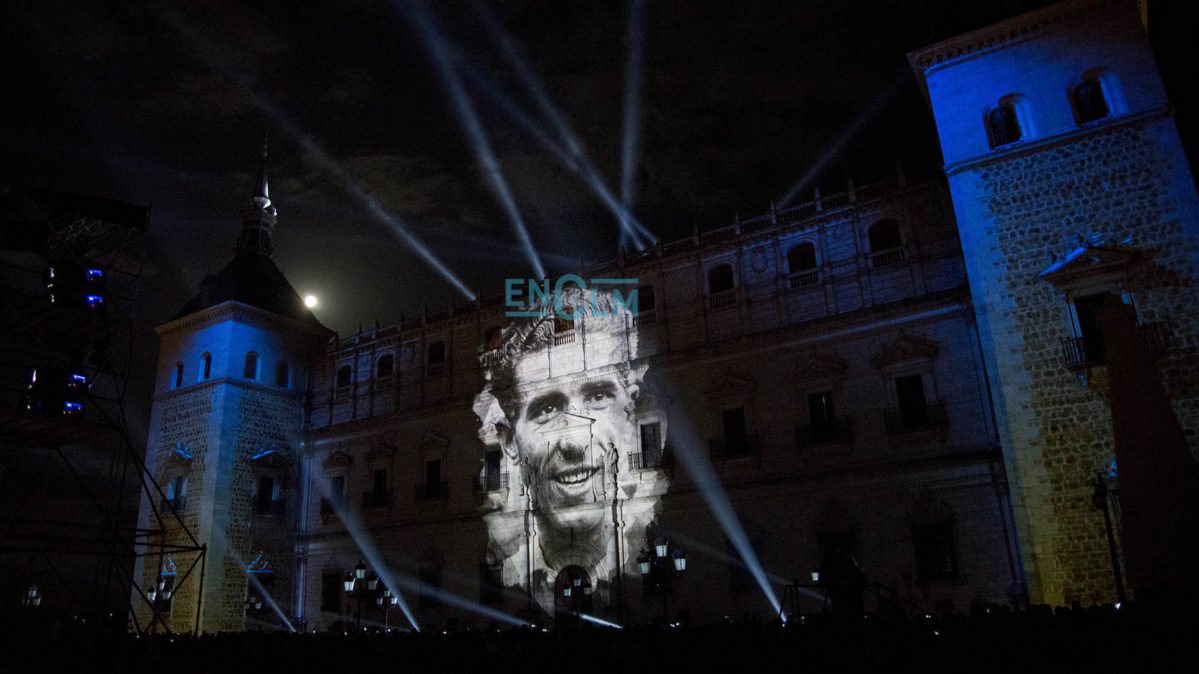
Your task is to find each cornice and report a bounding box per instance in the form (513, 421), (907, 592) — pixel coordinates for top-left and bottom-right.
(909, 0), (1124, 76)
(156, 300), (334, 342)
(943, 106), (1171, 178)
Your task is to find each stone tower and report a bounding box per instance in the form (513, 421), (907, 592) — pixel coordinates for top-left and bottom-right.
(910, 0), (1199, 605)
(136, 146), (332, 632)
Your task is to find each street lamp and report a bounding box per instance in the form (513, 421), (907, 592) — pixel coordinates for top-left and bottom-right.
(22, 585), (42, 608)
(376, 586), (399, 630)
(639, 537), (687, 623)
(810, 564), (820, 583)
(344, 560), (384, 630)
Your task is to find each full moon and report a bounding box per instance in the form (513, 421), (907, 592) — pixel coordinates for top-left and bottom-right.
(304, 295), (318, 308)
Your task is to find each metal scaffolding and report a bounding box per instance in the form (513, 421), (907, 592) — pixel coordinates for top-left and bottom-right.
(0, 185), (207, 634)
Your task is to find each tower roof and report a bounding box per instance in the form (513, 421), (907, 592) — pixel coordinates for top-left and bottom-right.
(173, 143), (323, 327)
(172, 253), (322, 325)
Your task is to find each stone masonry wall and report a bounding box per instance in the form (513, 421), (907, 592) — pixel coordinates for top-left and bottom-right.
(140, 386), (213, 632)
(215, 386), (303, 632)
(955, 117), (1199, 605)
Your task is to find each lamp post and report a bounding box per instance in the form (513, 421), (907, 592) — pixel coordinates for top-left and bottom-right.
(375, 586), (399, 631)
(22, 585), (42, 608)
(638, 536), (687, 623)
(146, 571), (174, 631)
(343, 560), (381, 630)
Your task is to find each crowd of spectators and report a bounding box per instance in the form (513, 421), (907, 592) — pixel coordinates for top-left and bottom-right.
(0, 600), (1192, 672)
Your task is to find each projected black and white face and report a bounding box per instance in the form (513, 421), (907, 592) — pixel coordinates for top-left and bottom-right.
(508, 372), (638, 532)
(475, 286), (662, 617)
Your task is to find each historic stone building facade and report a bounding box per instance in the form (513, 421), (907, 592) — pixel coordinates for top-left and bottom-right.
(137, 0), (1199, 632)
(296, 174), (1022, 630)
(910, 0), (1199, 606)
(135, 154), (330, 632)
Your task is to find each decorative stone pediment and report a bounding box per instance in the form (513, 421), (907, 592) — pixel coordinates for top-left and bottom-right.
(871, 334), (940, 369)
(322, 450), (353, 470)
(911, 487), (955, 523)
(164, 442), (194, 466)
(796, 354), (849, 382)
(1038, 244), (1148, 287)
(704, 373), (756, 399)
(537, 412), (594, 440)
(364, 442), (397, 464)
(250, 444), (290, 469)
(418, 432), (451, 449)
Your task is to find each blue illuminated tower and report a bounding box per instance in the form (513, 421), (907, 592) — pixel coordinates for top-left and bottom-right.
(911, 0), (1199, 605)
(136, 146), (332, 632)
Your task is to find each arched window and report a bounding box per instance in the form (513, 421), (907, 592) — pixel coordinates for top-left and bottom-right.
(868, 220), (902, 252)
(483, 326), (503, 352)
(639, 286), (656, 312)
(376, 354), (394, 378)
(787, 243), (818, 273)
(553, 314), (574, 333)
(988, 105), (1021, 147)
(172, 362), (184, 390)
(1073, 80), (1108, 124)
(708, 264), (734, 295)
(427, 341), (446, 365)
(336, 364), (352, 388)
(199, 353), (211, 382)
(275, 361), (290, 388)
(243, 352), (259, 380)
(988, 94), (1034, 149)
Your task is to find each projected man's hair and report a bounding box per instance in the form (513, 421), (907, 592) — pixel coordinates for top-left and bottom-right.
(484, 285), (637, 418)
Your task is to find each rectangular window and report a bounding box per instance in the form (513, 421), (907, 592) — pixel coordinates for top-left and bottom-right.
(255, 475), (274, 513)
(480, 562), (504, 606)
(484, 450), (501, 476)
(913, 521), (959, 582)
(808, 391), (835, 426)
(895, 374), (929, 429)
(425, 460), (441, 490)
(330, 475), (345, 503)
(372, 468), (388, 495)
(321, 571), (342, 611)
(419, 567), (443, 608)
(1074, 291), (1110, 363)
(640, 422), (662, 453)
(720, 407), (750, 456)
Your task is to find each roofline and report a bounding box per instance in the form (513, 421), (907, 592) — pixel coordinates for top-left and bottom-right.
(156, 300), (335, 341)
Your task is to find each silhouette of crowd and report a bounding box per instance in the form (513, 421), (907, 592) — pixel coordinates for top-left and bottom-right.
(0, 600), (1192, 673)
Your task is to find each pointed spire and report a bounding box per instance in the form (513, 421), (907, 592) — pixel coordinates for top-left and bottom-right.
(252, 136), (270, 203)
(236, 134), (278, 258)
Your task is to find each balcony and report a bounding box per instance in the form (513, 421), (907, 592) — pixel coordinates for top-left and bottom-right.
(415, 481), (449, 502)
(796, 419), (854, 449)
(252, 498), (287, 517)
(425, 362), (449, 377)
(883, 400), (947, 435)
(709, 434), (761, 460)
(707, 289), (737, 310)
(627, 448), (664, 470)
(159, 496), (186, 515)
(633, 309), (657, 327)
(553, 330), (576, 346)
(869, 248), (905, 269)
(362, 489), (393, 509)
(472, 472), (509, 494)
(788, 270), (820, 289)
(1060, 322), (1173, 370)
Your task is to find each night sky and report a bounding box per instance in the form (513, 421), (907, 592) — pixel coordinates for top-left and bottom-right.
(2, 0), (1056, 433)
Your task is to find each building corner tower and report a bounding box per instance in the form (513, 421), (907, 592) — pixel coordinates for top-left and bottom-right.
(135, 146), (333, 632)
(910, 0), (1199, 606)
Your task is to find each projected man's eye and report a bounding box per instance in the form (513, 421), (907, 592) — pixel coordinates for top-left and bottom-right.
(526, 394), (566, 424)
(582, 382), (617, 409)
